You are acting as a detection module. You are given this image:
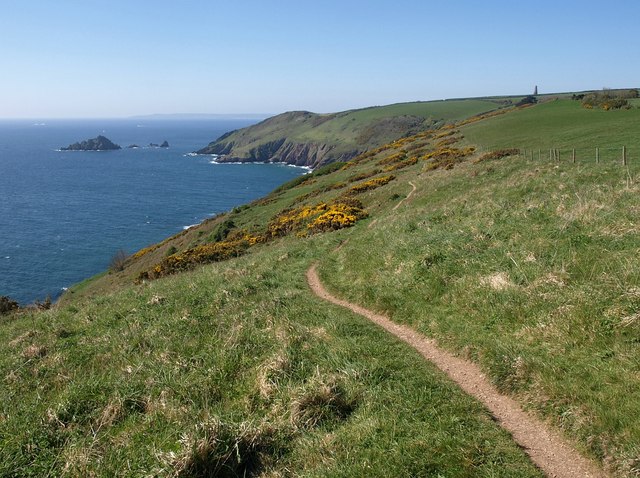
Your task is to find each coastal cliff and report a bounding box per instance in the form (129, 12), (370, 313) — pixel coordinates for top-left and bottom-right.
(195, 100), (505, 167)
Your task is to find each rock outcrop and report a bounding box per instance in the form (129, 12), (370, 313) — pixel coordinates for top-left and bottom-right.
(199, 138), (358, 168)
(61, 135), (121, 151)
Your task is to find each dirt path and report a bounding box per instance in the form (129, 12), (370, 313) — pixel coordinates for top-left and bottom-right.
(393, 181), (417, 211)
(368, 181), (416, 229)
(307, 266), (605, 478)
(308, 177), (605, 477)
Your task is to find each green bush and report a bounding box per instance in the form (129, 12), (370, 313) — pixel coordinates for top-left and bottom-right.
(0, 296), (19, 315)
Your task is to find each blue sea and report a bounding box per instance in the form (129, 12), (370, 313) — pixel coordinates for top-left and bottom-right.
(0, 119), (306, 305)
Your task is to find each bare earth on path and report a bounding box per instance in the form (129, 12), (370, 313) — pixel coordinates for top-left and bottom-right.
(368, 180), (416, 229)
(307, 266), (606, 478)
(393, 181), (417, 211)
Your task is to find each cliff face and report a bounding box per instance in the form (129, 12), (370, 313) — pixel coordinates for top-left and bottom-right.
(200, 138), (358, 168)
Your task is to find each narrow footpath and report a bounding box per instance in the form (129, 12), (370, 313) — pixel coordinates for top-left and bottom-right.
(307, 181), (606, 478)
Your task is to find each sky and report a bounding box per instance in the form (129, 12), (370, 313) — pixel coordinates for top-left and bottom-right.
(1, 0), (639, 118)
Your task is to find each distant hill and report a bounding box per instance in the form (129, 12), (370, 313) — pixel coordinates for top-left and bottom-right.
(130, 113), (272, 120)
(195, 99), (512, 167)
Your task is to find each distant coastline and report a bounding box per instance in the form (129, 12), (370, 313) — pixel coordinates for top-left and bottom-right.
(130, 113), (274, 120)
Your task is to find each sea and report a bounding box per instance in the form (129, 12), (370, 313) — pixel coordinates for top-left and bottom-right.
(0, 118), (307, 305)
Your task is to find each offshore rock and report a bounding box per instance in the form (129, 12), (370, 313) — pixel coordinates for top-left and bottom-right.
(61, 135), (121, 151)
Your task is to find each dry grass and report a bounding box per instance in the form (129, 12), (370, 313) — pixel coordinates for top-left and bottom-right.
(290, 374), (355, 429)
(481, 272), (514, 291)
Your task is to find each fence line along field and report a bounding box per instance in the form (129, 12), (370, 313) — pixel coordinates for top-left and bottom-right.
(519, 146), (634, 166)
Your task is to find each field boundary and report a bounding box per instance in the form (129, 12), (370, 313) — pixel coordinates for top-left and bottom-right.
(520, 146), (634, 166)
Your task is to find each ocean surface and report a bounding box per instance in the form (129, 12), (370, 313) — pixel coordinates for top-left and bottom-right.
(0, 119), (306, 305)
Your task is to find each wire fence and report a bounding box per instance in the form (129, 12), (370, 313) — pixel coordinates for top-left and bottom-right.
(518, 147), (634, 166)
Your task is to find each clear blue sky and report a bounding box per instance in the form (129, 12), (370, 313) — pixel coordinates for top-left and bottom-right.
(1, 0), (638, 118)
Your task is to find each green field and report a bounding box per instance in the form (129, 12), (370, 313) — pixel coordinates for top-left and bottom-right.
(464, 99), (640, 159)
(2, 98), (639, 476)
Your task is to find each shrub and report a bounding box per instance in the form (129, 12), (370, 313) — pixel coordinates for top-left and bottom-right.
(516, 95), (538, 107)
(347, 169), (382, 182)
(312, 161), (347, 176)
(346, 175), (396, 195)
(581, 92), (629, 110)
(138, 239), (250, 281)
(383, 157), (418, 172)
(266, 204), (330, 239)
(473, 148), (520, 163)
(434, 129), (458, 139)
(0, 296), (19, 315)
(436, 136), (463, 148)
(165, 246), (178, 257)
(307, 200), (368, 233)
(377, 152), (407, 166)
(132, 244), (160, 259)
(212, 219), (236, 242)
(109, 249), (129, 272)
(422, 147), (475, 171)
(35, 296), (52, 310)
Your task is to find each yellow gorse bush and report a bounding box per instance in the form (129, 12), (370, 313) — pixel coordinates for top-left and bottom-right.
(383, 157), (418, 172)
(346, 175), (396, 194)
(138, 238), (250, 281)
(266, 203), (330, 238)
(307, 200), (368, 233)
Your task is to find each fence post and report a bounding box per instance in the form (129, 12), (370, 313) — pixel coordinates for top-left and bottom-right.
(623, 146), (627, 165)
(596, 147), (599, 164)
(538, 149), (541, 161)
(557, 149), (560, 162)
(572, 149), (576, 163)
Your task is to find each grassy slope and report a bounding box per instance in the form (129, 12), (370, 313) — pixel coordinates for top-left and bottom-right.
(320, 101), (640, 476)
(2, 98), (639, 476)
(201, 99), (504, 158)
(0, 240), (541, 477)
(464, 99), (640, 155)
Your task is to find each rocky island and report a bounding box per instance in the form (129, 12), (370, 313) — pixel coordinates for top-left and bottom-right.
(61, 135), (121, 151)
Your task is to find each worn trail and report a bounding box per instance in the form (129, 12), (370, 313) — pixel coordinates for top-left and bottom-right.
(307, 180), (605, 478)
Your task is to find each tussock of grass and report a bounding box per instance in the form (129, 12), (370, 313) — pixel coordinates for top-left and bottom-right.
(169, 419), (278, 478)
(290, 373), (356, 429)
